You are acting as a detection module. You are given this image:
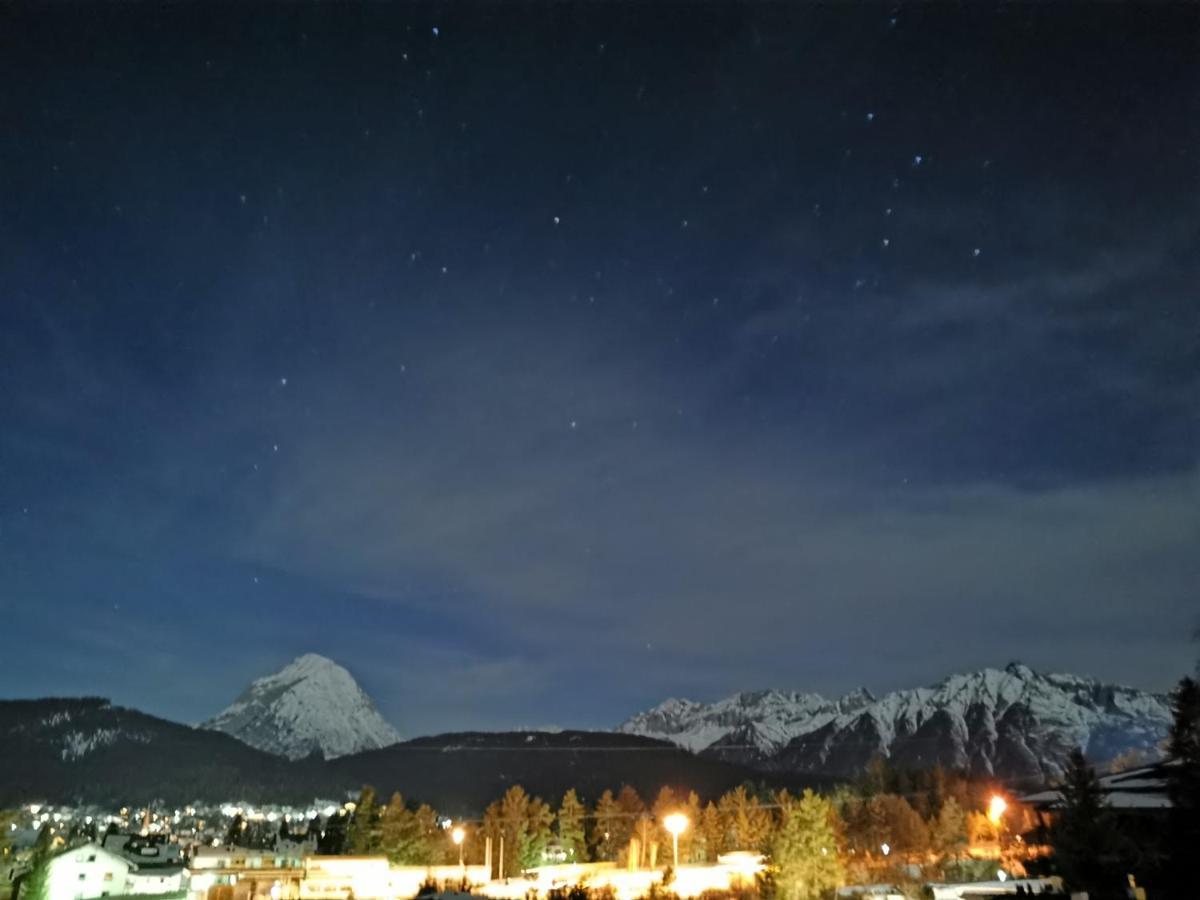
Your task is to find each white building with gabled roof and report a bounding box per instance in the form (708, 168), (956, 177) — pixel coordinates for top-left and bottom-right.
(19, 842), (184, 900)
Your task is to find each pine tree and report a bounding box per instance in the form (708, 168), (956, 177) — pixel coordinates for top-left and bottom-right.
(520, 797), (554, 870)
(556, 790), (587, 862)
(614, 786), (645, 865)
(718, 786), (772, 853)
(225, 813), (246, 846)
(347, 787), (380, 855)
(929, 796), (968, 871)
(380, 794), (417, 864)
(481, 800), (504, 877)
(1049, 749), (1124, 896)
(500, 786), (530, 876)
(698, 801), (724, 861)
(318, 811), (349, 854)
(770, 790), (843, 900)
(650, 787), (678, 866)
(1166, 676), (1200, 892)
(411, 805), (440, 865)
(681, 791), (703, 863)
(590, 790), (620, 862)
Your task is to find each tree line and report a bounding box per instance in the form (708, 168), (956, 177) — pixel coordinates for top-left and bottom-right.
(323, 764), (1005, 899)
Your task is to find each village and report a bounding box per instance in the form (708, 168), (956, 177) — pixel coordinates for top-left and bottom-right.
(5, 777), (1134, 900)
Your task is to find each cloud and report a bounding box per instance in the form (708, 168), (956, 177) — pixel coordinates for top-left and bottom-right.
(221, 304), (1198, 724)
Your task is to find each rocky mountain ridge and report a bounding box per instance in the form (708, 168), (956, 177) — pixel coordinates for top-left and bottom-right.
(618, 663), (1172, 781)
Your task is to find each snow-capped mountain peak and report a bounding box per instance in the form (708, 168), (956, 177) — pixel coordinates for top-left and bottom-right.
(618, 664), (1172, 781)
(203, 654), (400, 760)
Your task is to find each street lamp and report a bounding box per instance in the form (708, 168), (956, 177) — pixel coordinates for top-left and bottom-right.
(452, 826), (466, 867)
(663, 813), (688, 868)
(987, 794), (1007, 826)
(880, 843), (890, 857)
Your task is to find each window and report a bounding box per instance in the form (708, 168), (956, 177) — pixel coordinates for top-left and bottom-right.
(87, 856), (96, 863)
(79, 873), (87, 880)
(104, 872), (114, 881)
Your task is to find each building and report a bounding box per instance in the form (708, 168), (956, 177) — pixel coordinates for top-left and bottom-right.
(1021, 759), (1172, 813)
(186, 848), (487, 900)
(17, 842), (184, 900)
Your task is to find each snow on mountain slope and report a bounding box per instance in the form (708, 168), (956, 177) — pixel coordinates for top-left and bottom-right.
(204, 654), (400, 760)
(618, 663), (1172, 781)
(620, 688), (872, 755)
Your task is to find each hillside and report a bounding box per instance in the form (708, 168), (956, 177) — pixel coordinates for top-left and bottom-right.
(0, 698), (344, 806)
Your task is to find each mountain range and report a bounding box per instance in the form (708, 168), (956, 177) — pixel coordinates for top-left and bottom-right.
(618, 662), (1173, 782)
(0, 698), (770, 813)
(0, 657), (1175, 808)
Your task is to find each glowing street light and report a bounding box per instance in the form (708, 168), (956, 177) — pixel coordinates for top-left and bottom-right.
(452, 826), (466, 866)
(880, 843), (890, 857)
(987, 794), (1008, 826)
(663, 813), (688, 868)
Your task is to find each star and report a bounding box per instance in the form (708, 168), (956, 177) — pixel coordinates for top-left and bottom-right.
(279, 377), (288, 387)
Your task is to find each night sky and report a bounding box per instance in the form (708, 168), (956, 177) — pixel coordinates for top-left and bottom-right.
(2, 5), (1197, 735)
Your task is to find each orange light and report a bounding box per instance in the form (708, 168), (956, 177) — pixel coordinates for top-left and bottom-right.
(663, 813), (688, 837)
(987, 794), (1008, 825)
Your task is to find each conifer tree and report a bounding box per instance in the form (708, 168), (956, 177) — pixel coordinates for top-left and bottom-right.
(318, 811), (349, 854)
(347, 787), (380, 854)
(380, 794), (418, 864)
(770, 790), (843, 900)
(718, 786), (772, 852)
(929, 795), (968, 870)
(411, 804), (440, 865)
(520, 797), (554, 870)
(224, 814), (246, 846)
(1166, 676), (1200, 892)
(481, 800), (504, 877)
(556, 790), (587, 862)
(1049, 749), (1124, 895)
(680, 791), (703, 863)
(698, 801), (724, 861)
(650, 787), (678, 865)
(614, 786), (645, 865)
(590, 790), (621, 862)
